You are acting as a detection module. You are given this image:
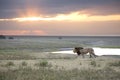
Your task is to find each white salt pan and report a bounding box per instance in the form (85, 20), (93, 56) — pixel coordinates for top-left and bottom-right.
(52, 48), (120, 56)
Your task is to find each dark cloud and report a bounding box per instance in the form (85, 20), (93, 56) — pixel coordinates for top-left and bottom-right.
(0, 0), (120, 18)
(0, 0), (28, 18)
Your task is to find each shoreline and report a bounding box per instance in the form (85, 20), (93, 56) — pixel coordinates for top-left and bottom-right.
(52, 47), (120, 56)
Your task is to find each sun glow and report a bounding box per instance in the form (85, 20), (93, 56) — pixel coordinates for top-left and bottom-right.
(0, 12), (120, 22)
(15, 17), (42, 21)
(15, 12), (88, 22)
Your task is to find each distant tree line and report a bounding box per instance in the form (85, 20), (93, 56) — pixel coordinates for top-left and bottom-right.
(0, 35), (14, 39)
(0, 35), (6, 39)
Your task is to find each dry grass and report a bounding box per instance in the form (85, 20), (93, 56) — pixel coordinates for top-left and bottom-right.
(0, 57), (120, 80)
(108, 61), (120, 67)
(0, 64), (120, 80)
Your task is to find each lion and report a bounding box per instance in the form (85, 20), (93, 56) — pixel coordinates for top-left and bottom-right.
(73, 47), (97, 58)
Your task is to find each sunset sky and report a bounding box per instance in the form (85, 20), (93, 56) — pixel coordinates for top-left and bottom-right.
(0, 0), (120, 36)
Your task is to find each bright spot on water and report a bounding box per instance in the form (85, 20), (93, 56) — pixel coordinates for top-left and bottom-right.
(52, 48), (120, 56)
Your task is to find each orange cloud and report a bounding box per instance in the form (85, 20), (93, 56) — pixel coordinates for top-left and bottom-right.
(0, 12), (120, 22)
(0, 30), (47, 35)
(0, 30), (27, 35)
(30, 30), (47, 35)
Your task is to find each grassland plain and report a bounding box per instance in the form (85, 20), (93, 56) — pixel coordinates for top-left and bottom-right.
(0, 55), (120, 80)
(0, 38), (120, 80)
(0, 38), (83, 60)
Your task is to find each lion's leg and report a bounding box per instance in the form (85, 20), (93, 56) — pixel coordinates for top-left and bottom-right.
(91, 53), (97, 58)
(89, 50), (96, 58)
(82, 53), (85, 58)
(89, 53), (92, 58)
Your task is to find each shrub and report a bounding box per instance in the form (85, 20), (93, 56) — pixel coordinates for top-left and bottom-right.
(90, 60), (96, 67)
(40, 61), (48, 67)
(21, 61), (27, 66)
(108, 61), (120, 67)
(35, 60), (49, 67)
(6, 61), (14, 67)
(80, 62), (82, 65)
